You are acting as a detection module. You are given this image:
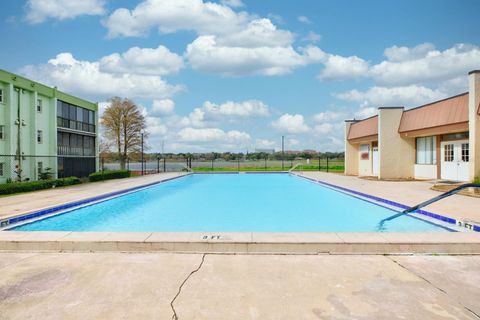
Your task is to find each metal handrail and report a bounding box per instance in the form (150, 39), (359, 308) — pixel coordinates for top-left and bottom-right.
(288, 163), (302, 173)
(379, 183), (480, 226)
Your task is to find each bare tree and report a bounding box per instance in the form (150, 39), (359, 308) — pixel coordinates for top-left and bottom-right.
(101, 97), (147, 169)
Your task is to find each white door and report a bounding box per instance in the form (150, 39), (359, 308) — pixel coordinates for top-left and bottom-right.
(458, 142), (470, 181)
(372, 146), (379, 176)
(441, 140), (469, 181)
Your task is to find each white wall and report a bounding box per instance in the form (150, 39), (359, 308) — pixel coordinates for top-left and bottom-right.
(414, 164), (437, 180)
(344, 121), (359, 175)
(358, 142), (373, 176)
(469, 71), (480, 181)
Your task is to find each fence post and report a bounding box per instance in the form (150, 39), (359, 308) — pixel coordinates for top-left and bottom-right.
(318, 157), (321, 171)
(163, 158), (166, 172)
(101, 157), (105, 181)
(264, 157), (267, 171)
(211, 159), (214, 171)
(237, 158), (240, 172)
(127, 157), (130, 171)
(157, 157), (160, 173)
(326, 157), (329, 173)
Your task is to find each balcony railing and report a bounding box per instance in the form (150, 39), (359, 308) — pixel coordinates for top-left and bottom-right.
(57, 145), (95, 156)
(57, 117), (95, 133)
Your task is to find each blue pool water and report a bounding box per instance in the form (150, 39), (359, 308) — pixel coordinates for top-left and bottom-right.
(13, 174), (449, 232)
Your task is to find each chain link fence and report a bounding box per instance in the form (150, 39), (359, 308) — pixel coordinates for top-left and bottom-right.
(0, 154), (345, 184)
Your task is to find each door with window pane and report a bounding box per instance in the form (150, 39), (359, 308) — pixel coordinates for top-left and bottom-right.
(440, 140), (469, 181)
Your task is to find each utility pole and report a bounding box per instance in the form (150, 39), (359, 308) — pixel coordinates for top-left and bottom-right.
(15, 88), (22, 181)
(282, 135), (285, 171)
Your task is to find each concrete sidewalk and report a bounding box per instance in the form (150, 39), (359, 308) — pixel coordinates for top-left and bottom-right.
(299, 172), (480, 224)
(0, 252), (478, 319)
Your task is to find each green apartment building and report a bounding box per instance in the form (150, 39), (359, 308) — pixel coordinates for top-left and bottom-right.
(0, 69), (98, 183)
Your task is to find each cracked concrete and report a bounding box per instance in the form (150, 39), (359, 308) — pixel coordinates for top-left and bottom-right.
(0, 252), (479, 319)
(170, 254), (206, 320)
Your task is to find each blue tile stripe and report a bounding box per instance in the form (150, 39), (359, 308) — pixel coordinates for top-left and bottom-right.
(2, 174), (190, 228)
(295, 174), (477, 232)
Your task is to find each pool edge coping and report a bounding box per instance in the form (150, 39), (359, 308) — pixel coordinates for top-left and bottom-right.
(0, 231), (479, 254)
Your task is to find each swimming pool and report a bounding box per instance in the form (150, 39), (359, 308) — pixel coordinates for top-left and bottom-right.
(12, 173), (451, 232)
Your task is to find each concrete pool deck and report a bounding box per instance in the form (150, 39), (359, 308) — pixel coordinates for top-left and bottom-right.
(0, 252), (479, 319)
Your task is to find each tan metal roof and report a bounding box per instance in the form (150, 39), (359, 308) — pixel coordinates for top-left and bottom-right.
(398, 93), (469, 133)
(347, 116), (378, 140)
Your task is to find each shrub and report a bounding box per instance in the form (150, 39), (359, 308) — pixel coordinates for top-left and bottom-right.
(88, 170), (130, 182)
(474, 177), (480, 184)
(55, 176), (81, 187)
(0, 176), (81, 195)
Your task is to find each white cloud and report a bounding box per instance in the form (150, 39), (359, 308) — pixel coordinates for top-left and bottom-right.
(319, 54), (369, 81)
(302, 31), (321, 43)
(216, 18), (294, 48)
(313, 111), (345, 122)
(104, 0), (327, 77)
(20, 52), (182, 101)
(313, 123), (333, 134)
(287, 138), (299, 146)
(267, 13), (284, 25)
(25, 0), (105, 24)
(186, 36), (324, 76)
(317, 43), (479, 91)
(178, 127), (251, 143)
(383, 43), (436, 62)
(146, 117), (168, 135)
(220, 0), (244, 8)
(99, 45), (184, 76)
(355, 106), (377, 119)
(272, 113), (310, 134)
(179, 108), (206, 128)
(176, 99), (269, 128)
(104, 0), (250, 38)
(255, 139), (276, 149)
(335, 85), (446, 107)
(151, 99), (175, 116)
(297, 16), (312, 24)
(370, 43), (480, 87)
(202, 100), (269, 118)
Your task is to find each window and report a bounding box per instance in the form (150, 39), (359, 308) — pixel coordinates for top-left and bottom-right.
(444, 144), (454, 162)
(0, 125), (4, 140)
(37, 130), (43, 144)
(461, 143), (469, 162)
(0, 163), (3, 176)
(37, 162), (43, 177)
(88, 110), (94, 124)
(37, 99), (42, 112)
(0, 89), (3, 103)
(57, 100), (96, 133)
(416, 136), (436, 165)
(360, 144), (369, 160)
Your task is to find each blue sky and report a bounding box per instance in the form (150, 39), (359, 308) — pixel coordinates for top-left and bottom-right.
(1, 0), (479, 153)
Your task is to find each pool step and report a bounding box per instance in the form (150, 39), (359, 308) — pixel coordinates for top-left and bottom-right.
(0, 232), (479, 254)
